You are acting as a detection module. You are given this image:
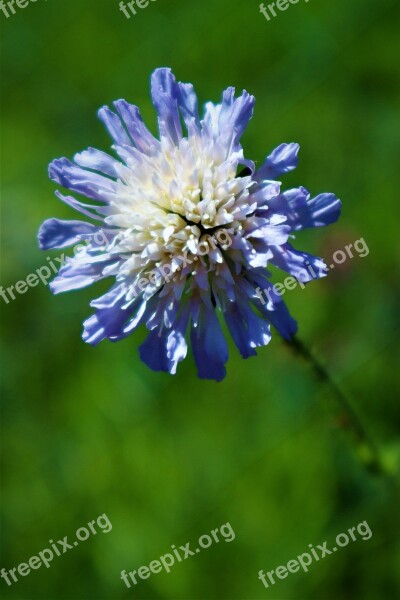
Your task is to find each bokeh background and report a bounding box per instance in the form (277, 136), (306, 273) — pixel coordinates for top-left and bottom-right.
(1, 0), (400, 598)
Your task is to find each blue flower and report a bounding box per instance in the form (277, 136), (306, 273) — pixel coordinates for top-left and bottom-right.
(38, 68), (341, 381)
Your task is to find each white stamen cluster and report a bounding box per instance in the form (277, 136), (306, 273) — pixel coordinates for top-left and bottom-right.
(103, 135), (256, 284)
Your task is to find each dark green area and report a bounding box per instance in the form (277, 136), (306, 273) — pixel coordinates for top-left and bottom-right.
(1, 0), (399, 598)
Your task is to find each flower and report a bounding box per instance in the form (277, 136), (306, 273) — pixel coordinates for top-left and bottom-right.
(38, 67), (341, 381)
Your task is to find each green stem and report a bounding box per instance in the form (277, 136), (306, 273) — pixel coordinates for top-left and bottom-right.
(285, 335), (385, 475)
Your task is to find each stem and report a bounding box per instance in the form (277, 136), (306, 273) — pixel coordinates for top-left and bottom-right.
(285, 335), (385, 475)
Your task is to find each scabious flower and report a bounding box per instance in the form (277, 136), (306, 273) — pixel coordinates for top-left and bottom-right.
(38, 68), (341, 381)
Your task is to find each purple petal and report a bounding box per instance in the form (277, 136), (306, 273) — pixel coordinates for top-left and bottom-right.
(49, 254), (117, 294)
(267, 187), (341, 231)
(255, 143), (300, 180)
(74, 148), (120, 178)
(305, 193), (342, 228)
(49, 158), (117, 203)
(151, 68), (182, 145)
(176, 82), (200, 130)
(216, 87), (255, 149)
(83, 292), (137, 345)
(190, 307), (228, 381)
(38, 218), (98, 250)
(113, 100), (159, 154)
(270, 244), (328, 282)
(97, 105), (132, 146)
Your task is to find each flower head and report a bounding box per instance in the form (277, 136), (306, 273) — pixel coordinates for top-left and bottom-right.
(38, 68), (341, 381)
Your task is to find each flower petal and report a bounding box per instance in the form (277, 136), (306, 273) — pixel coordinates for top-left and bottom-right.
(74, 148), (120, 178)
(49, 158), (117, 203)
(113, 100), (159, 155)
(49, 253), (117, 294)
(151, 68), (182, 145)
(176, 81), (200, 131)
(204, 87), (255, 151)
(38, 218), (98, 250)
(83, 292), (137, 345)
(97, 105), (132, 146)
(255, 143), (300, 180)
(190, 307), (228, 381)
(270, 244), (328, 282)
(267, 187), (341, 231)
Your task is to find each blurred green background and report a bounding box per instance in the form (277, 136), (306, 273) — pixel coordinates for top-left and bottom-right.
(1, 0), (400, 598)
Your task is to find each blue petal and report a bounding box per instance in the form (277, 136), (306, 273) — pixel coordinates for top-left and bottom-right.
(90, 284), (126, 309)
(260, 295), (298, 340)
(83, 291), (137, 345)
(216, 87), (255, 148)
(303, 192), (342, 228)
(224, 300), (271, 358)
(284, 188), (342, 230)
(256, 143), (299, 180)
(113, 100), (159, 154)
(74, 148), (120, 178)
(267, 306), (297, 340)
(224, 304), (257, 359)
(270, 244), (328, 282)
(139, 329), (170, 373)
(146, 297), (180, 330)
(151, 68), (182, 145)
(97, 105), (132, 146)
(139, 324), (188, 376)
(49, 254), (116, 294)
(244, 307), (272, 350)
(38, 218), (98, 250)
(139, 302), (190, 374)
(50, 274), (97, 294)
(264, 187), (341, 231)
(246, 219), (290, 246)
(49, 158), (117, 203)
(190, 307), (228, 381)
(54, 191), (105, 221)
(166, 329), (188, 373)
(176, 82), (200, 130)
